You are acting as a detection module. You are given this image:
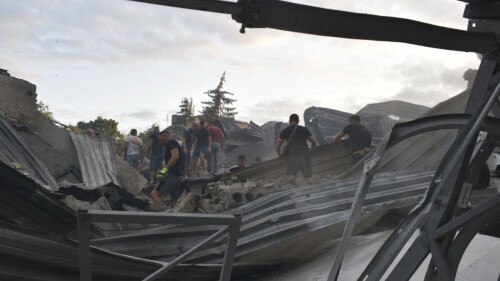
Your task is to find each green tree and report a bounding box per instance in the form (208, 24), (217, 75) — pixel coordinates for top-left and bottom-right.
(201, 72), (237, 121)
(36, 101), (54, 121)
(76, 116), (120, 137)
(177, 97), (195, 126)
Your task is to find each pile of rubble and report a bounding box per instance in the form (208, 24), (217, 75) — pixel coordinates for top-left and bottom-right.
(196, 174), (325, 213)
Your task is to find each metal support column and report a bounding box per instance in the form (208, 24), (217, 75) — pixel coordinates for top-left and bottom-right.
(220, 214), (242, 281)
(77, 209), (92, 281)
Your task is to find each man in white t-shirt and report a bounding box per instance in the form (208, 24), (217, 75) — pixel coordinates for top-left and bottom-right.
(121, 128), (144, 170)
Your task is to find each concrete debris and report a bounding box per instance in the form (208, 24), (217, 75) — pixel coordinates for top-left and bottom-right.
(115, 155), (147, 194)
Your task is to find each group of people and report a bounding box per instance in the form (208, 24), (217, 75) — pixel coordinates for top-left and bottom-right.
(182, 119), (224, 177)
(119, 113), (373, 208)
(119, 120), (226, 208)
(275, 113), (373, 183)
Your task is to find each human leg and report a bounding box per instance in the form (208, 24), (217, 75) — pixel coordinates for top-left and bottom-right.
(206, 148), (213, 173)
(212, 142), (220, 173)
(150, 189), (164, 207)
(299, 153), (313, 178)
(151, 174), (183, 206)
(126, 154), (139, 170)
(286, 157), (299, 183)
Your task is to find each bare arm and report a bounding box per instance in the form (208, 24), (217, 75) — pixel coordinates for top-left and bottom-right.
(275, 138), (285, 156)
(120, 141), (128, 157)
(333, 131), (346, 143)
(182, 136), (187, 152)
(165, 147), (179, 169)
(308, 135), (318, 149)
(208, 135), (212, 152)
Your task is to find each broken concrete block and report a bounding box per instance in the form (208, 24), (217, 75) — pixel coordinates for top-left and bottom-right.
(230, 182), (244, 191)
(115, 155), (147, 194)
(174, 192), (195, 213)
(197, 198), (213, 213)
(309, 175), (321, 185)
(256, 180), (264, 188)
(218, 190), (234, 210)
(243, 180), (257, 189)
(295, 176), (309, 187)
(209, 183), (219, 197)
(263, 183), (275, 190)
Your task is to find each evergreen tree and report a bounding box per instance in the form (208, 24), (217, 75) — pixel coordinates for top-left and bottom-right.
(177, 97), (195, 126)
(201, 72), (237, 121)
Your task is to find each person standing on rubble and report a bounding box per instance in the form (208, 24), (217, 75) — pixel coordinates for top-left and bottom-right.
(148, 126), (164, 182)
(121, 128), (144, 171)
(276, 113), (318, 182)
(192, 120), (211, 176)
(182, 123), (197, 177)
(207, 120), (224, 174)
(333, 114), (373, 165)
(151, 130), (185, 207)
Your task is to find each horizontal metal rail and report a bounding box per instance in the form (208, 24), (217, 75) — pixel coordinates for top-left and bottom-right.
(77, 209), (242, 281)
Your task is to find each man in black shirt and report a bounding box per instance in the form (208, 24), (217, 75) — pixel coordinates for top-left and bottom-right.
(151, 130), (185, 207)
(276, 114), (318, 181)
(333, 114), (373, 165)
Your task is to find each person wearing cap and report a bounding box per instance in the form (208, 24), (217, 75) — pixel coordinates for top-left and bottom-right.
(151, 129), (185, 207)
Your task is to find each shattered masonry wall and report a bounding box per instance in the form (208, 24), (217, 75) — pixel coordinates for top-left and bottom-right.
(0, 75), (79, 181)
(0, 75), (38, 125)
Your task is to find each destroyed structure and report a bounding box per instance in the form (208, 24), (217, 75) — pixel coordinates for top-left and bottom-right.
(1, 0), (500, 280)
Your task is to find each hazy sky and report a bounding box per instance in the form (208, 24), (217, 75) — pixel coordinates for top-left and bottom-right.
(0, 0), (481, 133)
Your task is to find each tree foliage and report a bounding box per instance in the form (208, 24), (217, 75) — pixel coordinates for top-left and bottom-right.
(177, 97), (195, 126)
(75, 116), (120, 137)
(201, 72), (237, 121)
(36, 101), (54, 121)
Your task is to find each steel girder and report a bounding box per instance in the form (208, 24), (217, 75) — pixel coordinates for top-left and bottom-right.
(328, 56), (500, 280)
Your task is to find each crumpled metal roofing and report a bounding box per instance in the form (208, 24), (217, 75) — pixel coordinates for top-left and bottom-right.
(0, 220), (277, 281)
(0, 115), (59, 191)
(261, 121), (288, 150)
(224, 140), (352, 180)
(357, 100), (429, 121)
(304, 101), (429, 146)
(93, 169), (433, 265)
(69, 132), (120, 189)
(215, 118), (263, 143)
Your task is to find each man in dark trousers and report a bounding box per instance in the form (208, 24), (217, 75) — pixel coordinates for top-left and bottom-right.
(192, 120), (211, 176)
(333, 114), (373, 165)
(151, 130), (185, 207)
(148, 126), (164, 182)
(275, 113), (318, 182)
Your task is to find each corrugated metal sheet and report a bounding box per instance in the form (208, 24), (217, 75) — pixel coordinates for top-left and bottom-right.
(223, 141), (352, 180)
(0, 116), (59, 191)
(0, 221), (277, 281)
(0, 161), (83, 236)
(377, 90), (470, 173)
(357, 100), (430, 121)
(70, 132), (120, 189)
(261, 121), (288, 150)
(304, 106), (351, 145)
(94, 169), (433, 265)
